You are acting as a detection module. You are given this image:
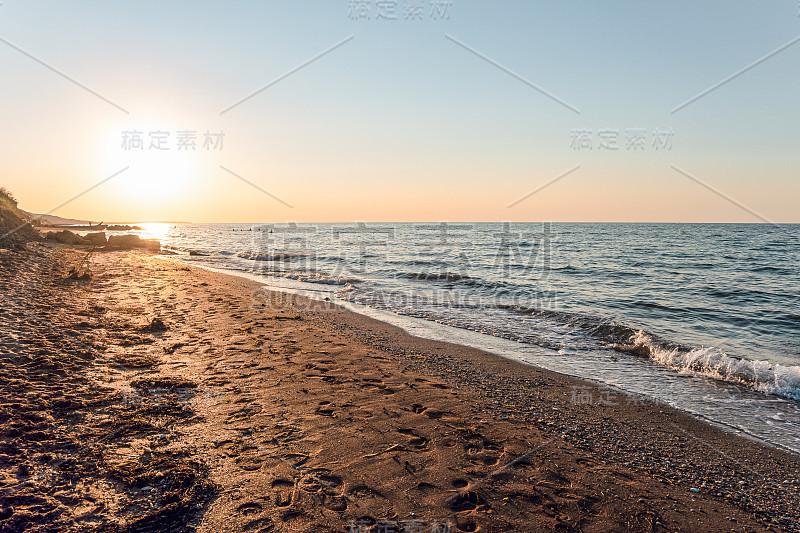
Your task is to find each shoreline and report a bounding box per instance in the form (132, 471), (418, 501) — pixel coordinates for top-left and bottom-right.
(168, 255), (800, 458)
(1, 244), (798, 531)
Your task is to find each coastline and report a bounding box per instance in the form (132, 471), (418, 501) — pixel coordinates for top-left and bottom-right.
(1, 244), (798, 532)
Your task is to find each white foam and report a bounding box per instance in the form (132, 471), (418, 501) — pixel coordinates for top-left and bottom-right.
(632, 330), (800, 401)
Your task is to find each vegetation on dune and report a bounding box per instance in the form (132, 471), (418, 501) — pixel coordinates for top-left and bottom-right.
(0, 186), (41, 244)
(0, 186), (19, 211)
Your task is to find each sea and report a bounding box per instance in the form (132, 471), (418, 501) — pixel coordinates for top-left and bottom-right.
(125, 222), (800, 454)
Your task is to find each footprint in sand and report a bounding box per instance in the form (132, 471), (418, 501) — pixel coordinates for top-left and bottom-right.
(346, 485), (387, 511)
(315, 401), (337, 418)
(322, 494), (348, 512)
(536, 469), (572, 489)
(424, 409), (446, 419)
(225, 405), (263, 424)
(397, 428), (431, 451)
(299, 468), (343, 497)
(218, 440), (265, 471)
(448, 490), (487, 513)
(411, 481), (440, 495)
(241, 516), (275, 533)
(413, 377), (450, 390)
(409, 403), (448, 420)
(471, 453), (501, 467)
(307, 374), (340, 384)
(271, 425), (304, 443)
(461, 434), (502, 467)
(360, 378), (387, 392)
(276, 452), (308, 467)
(451, 478), (469, 489)
(352, 408), (374, 419)
(271, 479), (294, 508)
(455, 518), (479, 532)
(349, 516), (377, 529)
(237, 502), (263, 516)
(235, 454), (264, 472)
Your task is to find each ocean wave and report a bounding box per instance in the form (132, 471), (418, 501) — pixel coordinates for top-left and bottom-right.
(236, 250), (306, 261)
(589, 322), (642, 345)
(500, 305), (800, 400)
(384, 259), (446, 267)
(620, 331), (800, 401)
(400, 271), (473, 282)
(273, 271), (359, 287)
(550, 265), (581, 272)
(500, 305), (599, 330)
(162, 244), (194, 253)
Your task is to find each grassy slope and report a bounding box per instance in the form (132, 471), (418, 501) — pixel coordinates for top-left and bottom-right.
(0, 188), (41, 245)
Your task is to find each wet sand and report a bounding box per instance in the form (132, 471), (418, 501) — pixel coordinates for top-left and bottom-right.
(1, 243), (799, 532)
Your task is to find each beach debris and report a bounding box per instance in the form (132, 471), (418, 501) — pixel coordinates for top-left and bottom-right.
(140, 317), (169, 332)
(107, 451), (215, 531)
(269, 314), (302, 320)
(131, 376), (198, 390)
(65, 269), (91, 282)
(164, 342), (186, 354)
(62, 249), (95, 282)
(364, 443), (405, 458)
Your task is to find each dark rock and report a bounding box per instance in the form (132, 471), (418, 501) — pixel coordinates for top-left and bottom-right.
(83, 232), (107, 246)
(46, 230), (84, 245)
(106, 235), (160, 251)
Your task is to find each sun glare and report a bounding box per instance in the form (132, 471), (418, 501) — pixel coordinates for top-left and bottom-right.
(99, 122), (200, 207)
(136, 222), (175, 241)
(123, 150), (196, 202)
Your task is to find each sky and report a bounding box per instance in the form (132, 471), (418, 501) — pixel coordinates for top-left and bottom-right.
(0, 1), (798, 223)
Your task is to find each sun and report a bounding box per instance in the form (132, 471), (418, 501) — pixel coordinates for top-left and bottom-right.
(116, 145), (197, 204)
(99, 122), (200, 207)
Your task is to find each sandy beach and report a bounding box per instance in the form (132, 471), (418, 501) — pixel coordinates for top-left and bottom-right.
(2, 0), (798, 530)
(1, 242), (799, 532)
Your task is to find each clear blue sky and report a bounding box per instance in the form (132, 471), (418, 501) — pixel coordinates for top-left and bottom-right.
(1, 1), (798, 222)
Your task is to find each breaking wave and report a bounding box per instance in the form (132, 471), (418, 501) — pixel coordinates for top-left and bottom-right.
(619, 330), (800, 401)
